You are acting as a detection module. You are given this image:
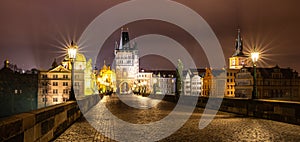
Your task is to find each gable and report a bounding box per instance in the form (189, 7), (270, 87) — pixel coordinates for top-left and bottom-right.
(49, 65), (70, 73)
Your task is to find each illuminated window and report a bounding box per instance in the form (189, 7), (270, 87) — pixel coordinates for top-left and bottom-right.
(63, 82), (68, 86)
(53, 82), (58, 86)
(53, 98), (58, 102)
(42, 97), (47, 102)
(53, 74), (58, 79)
(63, 98), (68, 102)
(42, 82), (48, 86)
(63, 75), (68, 79)
(42, 74), (47, 79)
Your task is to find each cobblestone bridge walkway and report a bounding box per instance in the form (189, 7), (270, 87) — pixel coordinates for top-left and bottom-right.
(55, 95), (300, 142)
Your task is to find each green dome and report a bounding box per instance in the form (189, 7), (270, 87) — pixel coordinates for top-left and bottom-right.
(75, 53), (86, 62)
(64, 53), (86, 62)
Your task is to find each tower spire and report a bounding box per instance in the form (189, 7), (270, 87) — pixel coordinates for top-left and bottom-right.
(233, 28), (244, 56)
(119, 32), (123, 50)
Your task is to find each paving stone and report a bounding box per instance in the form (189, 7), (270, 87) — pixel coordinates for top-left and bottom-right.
(54, 95), (300, 142)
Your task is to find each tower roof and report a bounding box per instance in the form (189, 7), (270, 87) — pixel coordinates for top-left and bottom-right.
(116, 28), (137, 51)
(232, 29), (246, 57)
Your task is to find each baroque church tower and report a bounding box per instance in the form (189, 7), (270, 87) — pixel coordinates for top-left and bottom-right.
(229, 29), (248, 69)
(114, 28), (139, 94)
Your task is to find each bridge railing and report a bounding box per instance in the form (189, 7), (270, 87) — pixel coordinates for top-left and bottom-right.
(162, 95), (300, 125)
(0, 94), (101, 142)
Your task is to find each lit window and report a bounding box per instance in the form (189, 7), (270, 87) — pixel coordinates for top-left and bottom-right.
(53, 75), (58, 79)
(42, 97), (47, 102)
(63, 89), (68, 94)
(63, 75), (68, 79)
(63, 98), (68, 102)
(42, 82), (48, 86)
(42, 74), (47, 79)
(53, 98), (58, 102)
(53, 82), (58, 86)
(63, 82), (68, 86)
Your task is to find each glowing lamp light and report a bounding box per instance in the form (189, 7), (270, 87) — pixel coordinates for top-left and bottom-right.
(250, 48), (260, 99)
(67, 41), (78, 101)
(68, 41), (78, 59)
(251, 52), (260, 63)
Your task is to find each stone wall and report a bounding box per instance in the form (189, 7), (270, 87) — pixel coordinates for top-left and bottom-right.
(0, 94), (100, 142)
(162, 95), (300, 125)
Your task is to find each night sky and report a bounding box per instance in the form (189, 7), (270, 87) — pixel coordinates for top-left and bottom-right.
(0, 0), (300, 71)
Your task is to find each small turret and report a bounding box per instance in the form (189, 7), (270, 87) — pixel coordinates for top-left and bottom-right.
(4, 59), (9, 68)
(51, 58), (58, 69)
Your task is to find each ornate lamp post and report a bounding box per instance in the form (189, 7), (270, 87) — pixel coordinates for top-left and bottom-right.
(251, 50), (260, 99)
(68, 41), (78, 101)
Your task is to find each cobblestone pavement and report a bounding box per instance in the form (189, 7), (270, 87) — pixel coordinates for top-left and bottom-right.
(55, 95), (300, 142)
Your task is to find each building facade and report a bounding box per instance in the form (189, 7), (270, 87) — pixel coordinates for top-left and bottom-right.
(228, 29), (249, 70)
(202, 68), (212, 97)
(134, 71), (153, 94)
(38, 64), (71, 108)
(225, 69), (239, 97)
(96, 64), (116, 94)
(114, 29), (139, 94)
(38, 53), (98, 108)
(235, 66), (300, 100)
(182, 69), (203, 96)
(225, 29), (249, 97)
(152, 73), (176, 95)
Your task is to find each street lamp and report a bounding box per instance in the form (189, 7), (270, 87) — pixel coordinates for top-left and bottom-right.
(68, 41), (78, 101)
(251, 50), (260, 99)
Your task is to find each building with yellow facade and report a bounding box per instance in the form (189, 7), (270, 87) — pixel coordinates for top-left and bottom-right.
(96, 63), (116, 94)
(37, 53), (98, 108)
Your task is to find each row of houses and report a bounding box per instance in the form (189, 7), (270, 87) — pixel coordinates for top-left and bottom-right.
(178, 66), (300, 101)
(1, 28), (300, 117)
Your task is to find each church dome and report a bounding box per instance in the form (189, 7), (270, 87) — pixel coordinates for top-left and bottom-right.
(64, 53), (86, 62)
(75, 53), (86, 62)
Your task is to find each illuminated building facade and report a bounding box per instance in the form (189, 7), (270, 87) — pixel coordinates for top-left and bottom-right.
(225, 69), (239, 97)
(97, 63), (116, 94)
(134, 71), (153, 94)
(62, 53), (98, 96)
(202, 68), (212, 96)
(228, 29), (248, 70)
(202, 68), (226, 97)
(114, 29), (139, 94)
(38, 54), (98, 108)
(182, 69), (203, 96)
(226, 29), (248, 97)
(38, 62), (71, 108)
(150, 70), (176, 95)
